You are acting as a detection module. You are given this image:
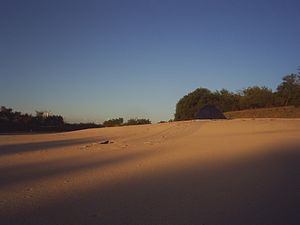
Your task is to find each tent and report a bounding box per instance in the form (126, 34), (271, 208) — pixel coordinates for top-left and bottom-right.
(194, 105), (226, 120)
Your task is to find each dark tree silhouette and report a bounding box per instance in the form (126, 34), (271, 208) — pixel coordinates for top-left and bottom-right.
(103, 118), (124, 127)
(175, 71), (300, 121)
(0, 107), (101, 132)
(125, 118), (151, 125)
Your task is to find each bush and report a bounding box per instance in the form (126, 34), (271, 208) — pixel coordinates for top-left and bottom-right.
(103, 118), (124, 127)
(125, 118), (151, 126)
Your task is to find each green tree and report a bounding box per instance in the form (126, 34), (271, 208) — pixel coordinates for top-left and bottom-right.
(175, 88), (242, 121)
(175, 88), (213, 120)
(214, 89), (240, 112)
(276, 74), (300, 106)
(239, 86), (273, 109)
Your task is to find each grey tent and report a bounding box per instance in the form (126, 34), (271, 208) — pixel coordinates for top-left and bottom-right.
(194, 105), (226, 120)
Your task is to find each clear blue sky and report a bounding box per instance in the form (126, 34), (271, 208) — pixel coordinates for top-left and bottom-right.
(1, 0), (299, 123)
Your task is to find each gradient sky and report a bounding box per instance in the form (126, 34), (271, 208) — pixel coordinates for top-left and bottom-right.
(1, 0), (300, 123)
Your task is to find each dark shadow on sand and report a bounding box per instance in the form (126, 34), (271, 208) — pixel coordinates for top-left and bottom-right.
(0, 138), (100, 156)
(0, 149), (155, 188)
(1, 144), (300, 225)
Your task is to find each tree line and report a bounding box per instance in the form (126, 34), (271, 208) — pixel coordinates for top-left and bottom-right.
(0, 107), (101, 132)
(0, 107), (151, 132)
(175, 73), (300, 121)
(103, 118), (151, 127)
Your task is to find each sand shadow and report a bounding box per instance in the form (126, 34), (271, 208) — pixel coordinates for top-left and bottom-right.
(0, 149), (155, 188)
(0, 138), (99, 156)
(1, 144), (300, 225)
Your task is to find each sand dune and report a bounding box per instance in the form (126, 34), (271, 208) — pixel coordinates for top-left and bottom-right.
(0, 119), (300, 225)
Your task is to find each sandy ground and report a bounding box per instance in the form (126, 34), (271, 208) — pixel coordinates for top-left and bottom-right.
(0, 119), (299, 225)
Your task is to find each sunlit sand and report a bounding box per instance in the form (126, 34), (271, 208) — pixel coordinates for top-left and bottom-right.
(1, 119), (299, 225)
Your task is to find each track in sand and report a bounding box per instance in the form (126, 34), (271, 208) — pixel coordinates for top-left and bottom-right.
(0, 119), (299, 225)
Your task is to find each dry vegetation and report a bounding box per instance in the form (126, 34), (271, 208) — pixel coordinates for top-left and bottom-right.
(225, 106), (300, 119)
